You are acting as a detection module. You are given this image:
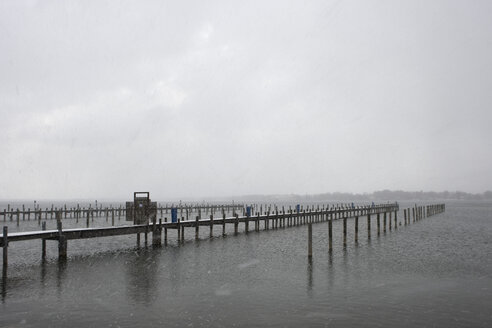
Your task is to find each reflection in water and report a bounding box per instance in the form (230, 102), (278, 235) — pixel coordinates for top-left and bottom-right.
(307, 258), (313, 295)
(125, 248), (160, 305)
(1, 267), (6, 303)
(57, 260), (67, 300)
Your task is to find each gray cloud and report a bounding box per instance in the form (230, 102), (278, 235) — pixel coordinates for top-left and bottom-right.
(1, 0), (491, 199)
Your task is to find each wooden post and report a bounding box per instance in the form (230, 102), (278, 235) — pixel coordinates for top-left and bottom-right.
(383, 212), (387, 233)
(209, 215), (213, 238)
(328, 213), (333, 252)
(343, 215), (347, 247)
(234, 214), (239, 235)
(354, 216), (359, 243)
(111, 210), (115, 226)
(177, 219), (181, 242)
(394, 210), (397, 228)
(57, 220), (67, 261)
(308, 223), (312, 258)
(195, 216), (199, 240)
(367, 214), (371, 238)
(222, 212), (226, 236)
(377, 213), (380, 236)
(42, 221), (46, 260)
(389, 211), (392, 231)
(86, 210), (90, 228)
(2, 226), (7, 270)
(164, 218), (168, 246)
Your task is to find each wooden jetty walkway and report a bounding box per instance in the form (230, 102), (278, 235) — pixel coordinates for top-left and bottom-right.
(1, 203), (445, 272)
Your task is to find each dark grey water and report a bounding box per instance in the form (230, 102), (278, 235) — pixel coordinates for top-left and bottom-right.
(1, 200), (491, 327)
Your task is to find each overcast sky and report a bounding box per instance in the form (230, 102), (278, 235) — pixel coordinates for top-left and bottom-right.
(1, 0), (491, 200)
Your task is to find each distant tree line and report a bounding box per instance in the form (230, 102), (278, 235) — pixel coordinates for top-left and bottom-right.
(229, 190), (492, 202)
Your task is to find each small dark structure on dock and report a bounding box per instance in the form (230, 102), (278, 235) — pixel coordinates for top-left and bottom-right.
(125, 192), (157, 224)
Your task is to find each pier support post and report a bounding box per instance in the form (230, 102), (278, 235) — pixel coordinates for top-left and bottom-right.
(328, 213), (333, 252)
(354, 216), (359, 243)
(389, 211), (392, 231)
(377, 213), (380, 236)
(57, 221), (67, 261)
(195, 216), (199, 240)
(152, 219), (162, 246)
(234, 214), (239, 236)
(164, 218), (168, 246)
(177, 219), (181, 242)
(209, 215), (213, 238)
(42, 222), (46, 260)
(367, 214), (371, 239)
(343, 215), (347, 247)
(383, 213), (387, 233)
(222, 213), (226, 236)
(308, 223), (312, 258)
(2, 227), (7, 271)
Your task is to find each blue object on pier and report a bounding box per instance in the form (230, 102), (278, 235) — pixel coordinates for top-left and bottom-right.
(171, 208), (178, 223)
(246, 206), (252, 217)
(351, 203), (354, 209)
(296, 204), (300, 212)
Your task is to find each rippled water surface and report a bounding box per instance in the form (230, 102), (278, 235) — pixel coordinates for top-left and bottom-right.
(1, 201), (491, 327)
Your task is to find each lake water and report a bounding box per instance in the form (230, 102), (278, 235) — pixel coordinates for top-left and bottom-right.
(1, 200), (491, 327)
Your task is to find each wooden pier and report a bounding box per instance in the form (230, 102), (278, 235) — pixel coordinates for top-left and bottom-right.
(0, 202), (246, 227)
(1, 203), (446, 272)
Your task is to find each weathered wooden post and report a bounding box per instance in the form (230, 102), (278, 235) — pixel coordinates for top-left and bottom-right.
(389, 211), (392, 231)
(2, 226), (7, 270)
(144, 223), (149, 245)
(234, 214), (239, 235)
(222, 212), (226, 236)
(152, 219), (162, 246)
(164, 217), (168, 245)
(195, 216), (200, 240)
(111, 209), (115, 226)
(57, 217), (67, 261)
(355, 216), (359, 243)
(42, 221), (46, 260)
(377, 213), (380, 235)
(265, 212), (270, 230)
(383, 212), (387, 233)
(328, 212), (333, 252)
(367, 214), (371, 238)
(343, 215), (347, 247)
(394, 210), (397, 228)
(177, 218), (181, 242)
(308, 222), (313, 258)
(86, 210), (90, 228)
(209, 215), (213, 238)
